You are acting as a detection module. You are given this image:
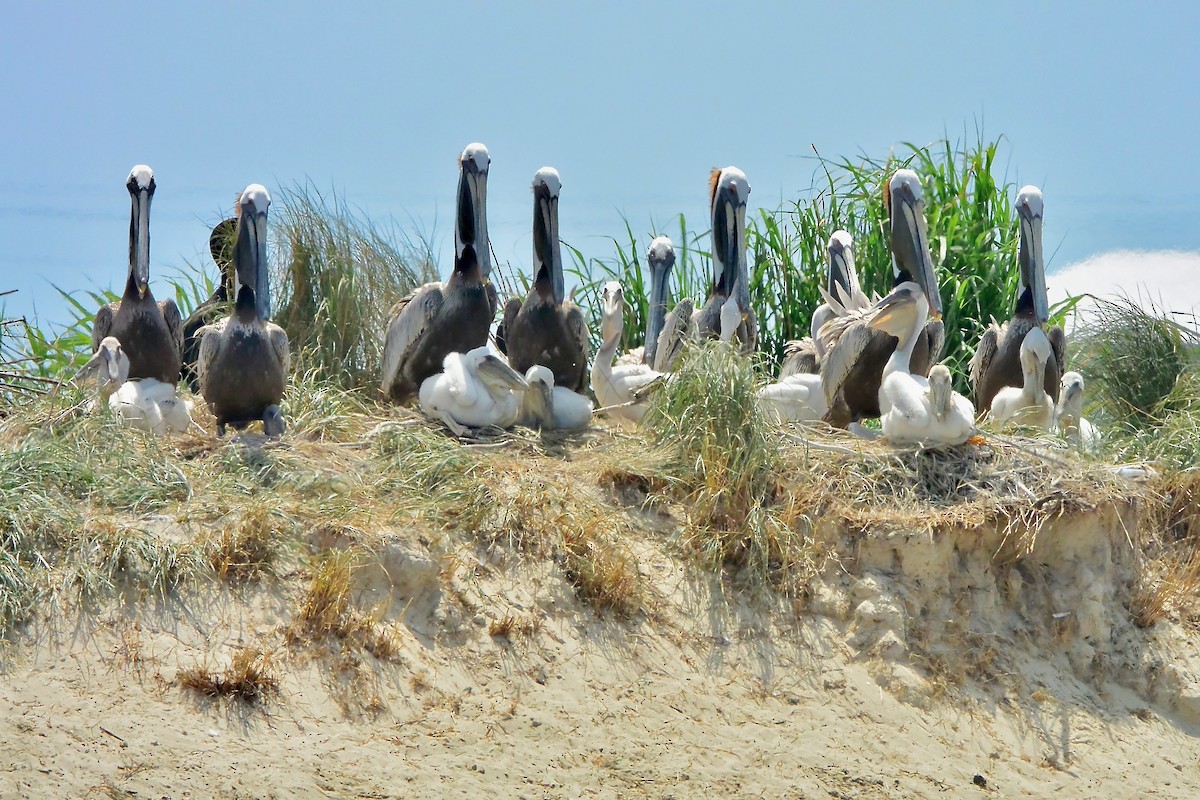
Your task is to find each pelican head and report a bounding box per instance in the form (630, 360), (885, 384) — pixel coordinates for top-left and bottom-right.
(1020, 326), (1052, 377)
(235, 184), (272, 320)
(868, 281), (928, 341)
(709, 167), (751, 305)
(523, 364), (555, 425)
(1015, 185), (1048, 323)
(599, 279), (625, 334)
(532, 167), (564, 305)
(456, 142), (491, 278)
(126, 165), (156, 298)
(927, 364), (954, 422)
(79, 336), (130, 399)
(887, 169), (942, 317)
(1059, 371), (1085, 418)
(826, 230), (859, 297)
(209, 216), (238, 289)
(645, 236), (676, 349)
(463, 347), (528, 393)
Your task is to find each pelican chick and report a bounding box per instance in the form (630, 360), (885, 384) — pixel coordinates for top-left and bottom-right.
(197, 184), (290, 437)
(92, 165), (183, 384)
(1055, 371), (1101, 450)
(987, 327), (1054, 430)
(519, 365), (593, 431)
(869, 283), (975, 446)
(73, 336), (130, 404)
(418, 346), (528, 435)
(109, 379), (196, 435)
(497, 167), (590, 392)
(757, 373), (828, 424)
(591, 282), (663, 423)
(381, 143), (498, 403)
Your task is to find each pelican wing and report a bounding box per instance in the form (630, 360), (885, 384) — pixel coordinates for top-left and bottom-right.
(267, 322), (291, 377)
(819, 320), (876, 408)
(565, 302), (590, 392)
(779, 338), (819, 378)
(159, 297), (183, 353)
(380, 283), (444, 395)
(91, 303), (115, 352)
(652, 297), (694, 372)
(195, 319), (227, 391)
(968, 322), (1000, 406)
(1047, 324), (1066, 377)
(496, 297), (522, 355)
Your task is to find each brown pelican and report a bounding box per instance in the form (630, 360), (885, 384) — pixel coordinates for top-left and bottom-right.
(651, 168), (754, 371)
(197, 185), (290, 436)
(181, 216), (238, 392)
(418, 346), (528, 434)
(987, 326), (1055, 429)
(1055, 371), (1100, 450)
(519, 365), (593, 431)
(969, 186), (1065, 413)
(496, 167), (589, 392)
(381, 143), (498, 404)
(868, 283), (974, 446)
(779, 230), (865, 378)
(819, 169), (944, 428)
(616, 236), (677, 367)
(92, 165), (182, 384)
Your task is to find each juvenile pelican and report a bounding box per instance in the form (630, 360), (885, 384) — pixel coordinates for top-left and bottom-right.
(92, 165), (183, 384)
(381, 143), (498, 403)
(694, 167), (756, 354)
(418, 346), (528, 434)
(987, 327), (1055, 429)
(519, 365), (593, 431)
(592, 282), (663, 423)
(197, 185), (290, 437)
(181, 215), (237, 392)
(779, 230), (865, 379)
(73, 336), (130, 404)
(868, 283), (975, 446)
(1055, 371), (1100, 450)
(970, 186), (1065, 413)
(757, 372), (828, 424)
(496, 168), (589, 392)
(819, 170), (945, 428)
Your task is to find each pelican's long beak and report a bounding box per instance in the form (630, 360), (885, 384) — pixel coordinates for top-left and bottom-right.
(711, 182), (744, 298)
(826, 233), (858, 298)
(889, 172), (942, 317)
(1016, 187), (1048, 323)
(532, 176), (564, 305)
(235, 186), (272, 320)
(456, 144), (491, 278)
(477, 354), (529, 392)
(869, 283), (921, 333)
(129, 186), (152, 298)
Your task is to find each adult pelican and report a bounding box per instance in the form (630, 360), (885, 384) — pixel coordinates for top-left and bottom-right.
(496, 167), (589, 393)
(819, 169), (944, 428)
(779, 230), (864, 378)
(617, 236), (677, 367)
(197, 185), (290, 436)
(92, 165), (182, 384)
(652, 168), (755, 370)
(181, 215), (238, 392)
(381, 143), (498, 403)
(969, 186), (1065, 413)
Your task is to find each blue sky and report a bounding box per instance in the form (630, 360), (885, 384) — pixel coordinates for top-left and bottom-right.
(3, 2), (1199, 325)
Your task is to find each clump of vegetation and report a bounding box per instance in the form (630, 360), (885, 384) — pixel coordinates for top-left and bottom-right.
(201, 506), (289, 584)
(288, 548), (399, 660)
(178, 647), (280, 705)
(271, 183), (437, 390)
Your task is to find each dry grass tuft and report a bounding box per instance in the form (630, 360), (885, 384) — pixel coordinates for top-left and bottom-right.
(178, 647), (280, 705)
(288, 549), (400, 660)
(1132, 472), (1200, 627)
(488, 612), (543, 640)
(202, 506), (288, 584)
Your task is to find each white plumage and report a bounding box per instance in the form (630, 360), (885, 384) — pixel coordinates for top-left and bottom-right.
(988, 327), (1055, 430)
(418, 346), (527, 432)
(1055, 371), (1101, 451)
(108, 378), (196, 435)
(758, 374), (827, 423)
(591, 281), (666, 423)
(520, 365), (593, 431)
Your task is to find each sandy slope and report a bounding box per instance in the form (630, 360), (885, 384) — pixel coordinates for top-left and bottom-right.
(1, 492), (1199, 799)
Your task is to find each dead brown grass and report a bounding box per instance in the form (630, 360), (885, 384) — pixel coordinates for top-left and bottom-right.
(201, 506), (288, 583)
(287, 548), (400, 660)
(178, 647), (280, 705)
(1132, 472), (1200, 627)
(488, 612), (543, 640)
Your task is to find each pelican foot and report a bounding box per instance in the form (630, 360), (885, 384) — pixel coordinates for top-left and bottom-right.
(438, 411), (468, 438)
(848, 422), (880, 441)
(263, 405), (286, 437)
